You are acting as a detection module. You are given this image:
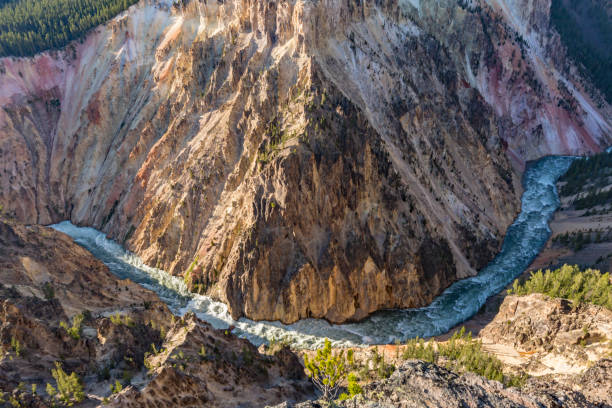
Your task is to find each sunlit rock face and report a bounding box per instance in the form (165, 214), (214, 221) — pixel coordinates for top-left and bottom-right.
(0, 0), (610, 323)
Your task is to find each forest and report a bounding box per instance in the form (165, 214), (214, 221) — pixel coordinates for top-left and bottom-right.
(559, 149), (612, 196)
(550, 0), (612, 103)
(558, 149), (612, 210)
(509, 265), (612, 310)
(0, 0), (138, 57)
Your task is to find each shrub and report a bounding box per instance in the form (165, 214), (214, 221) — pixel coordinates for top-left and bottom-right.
(110, 379), (123, 394)
(508, 265), (612, 310)
(10, 336), (22, 357)
(60, 313), (84, 340)
(303, 339), (348, 401)
(337, 372), (363, 401)
(438, 328), (505, 384)
(369, 347), (394, 379)
(402, 337), (436, 362)
(402, 328), (527, 388)
(109, 313), (134, 327)
(42, 282), (55, 300)
(346, 372), (363, 396)
(184, 256), (199, 287)
(47, 362), (84, 405)
(110, 313), (122, 325)
(268, 336), (292, 350)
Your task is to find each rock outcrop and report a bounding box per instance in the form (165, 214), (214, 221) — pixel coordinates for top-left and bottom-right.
(277, 359), (611, 408)
(110, 313), (312, 408)
(0, 221), (312, 406)
(0, 0), (610, 323)
(479, 293), (612, 377)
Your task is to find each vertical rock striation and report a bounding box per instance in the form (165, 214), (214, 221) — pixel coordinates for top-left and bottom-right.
(0, 0), (610, 323)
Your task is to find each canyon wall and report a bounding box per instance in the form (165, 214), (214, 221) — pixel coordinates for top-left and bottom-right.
(0, 0), (610, 323)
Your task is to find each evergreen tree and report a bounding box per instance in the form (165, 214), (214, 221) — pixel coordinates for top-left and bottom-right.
(0, 0), (139, 57)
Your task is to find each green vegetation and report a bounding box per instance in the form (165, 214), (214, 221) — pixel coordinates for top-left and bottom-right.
(338, 373), (363, 402)
(11, 336), (22, 357)
(109, 313), (134, 327)
(257, 121), (297, 165)
(402, 337), (436, 363)
(572, 188), (612, 210)
(508, 264), (612, 310)
(367, 347), (395, 379)
(303, 339), (348, 401)
(558, 150), (612, 212)
(183, 256), (199, 286)
(552, 229), (612, 251)
(42, 282), (55, 300)
(550, 0), (612, 103)
(109, 379), (123, 394)
(583, 206), (612, 216)
(60, 313), (84, 340)
(559, 150), (612, 197)
(402, 328), (527, 388)
(268, 335), (293, 350)
(350, 347), (395, 384)
(0, 0), (139, 57)
(0, 384), (33, 407)
(46, 362), (85, 406)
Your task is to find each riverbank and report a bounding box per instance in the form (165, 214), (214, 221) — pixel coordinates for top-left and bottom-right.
(428, 151), (612, 387)
(297, 291), (612, 407)
(49, 155), (577, 348)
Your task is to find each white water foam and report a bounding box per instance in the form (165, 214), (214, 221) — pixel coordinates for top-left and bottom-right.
(51, 155), (575, 348)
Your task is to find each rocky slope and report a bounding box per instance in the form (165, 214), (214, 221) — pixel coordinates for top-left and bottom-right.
(274, 359), (611, 408)
(332, 294), (611, 407)
(0, 221), (312, 406)
(283, 294), (612, 408)
(0, 221), (169, 393)
(109, 313), (312, 408)
(480, 294), (612, 378)
(0, 0), (610, 324)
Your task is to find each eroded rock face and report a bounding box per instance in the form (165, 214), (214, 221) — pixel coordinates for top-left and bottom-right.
(0, 221), (312, 406)
(0, 220), (171, 397)
(0, 0), (610, 323)
(479, 294), (612, 377)
(278, 360), (609, 408)
(110, 313), (312, 408)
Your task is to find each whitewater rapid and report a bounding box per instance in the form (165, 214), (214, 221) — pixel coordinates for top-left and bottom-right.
(52, 155), (574, 348)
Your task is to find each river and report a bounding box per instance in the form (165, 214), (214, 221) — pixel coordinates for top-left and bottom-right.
(51, 155), (575, 348)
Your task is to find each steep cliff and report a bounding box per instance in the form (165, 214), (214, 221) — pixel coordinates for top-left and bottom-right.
(0, 0), (610, 323)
